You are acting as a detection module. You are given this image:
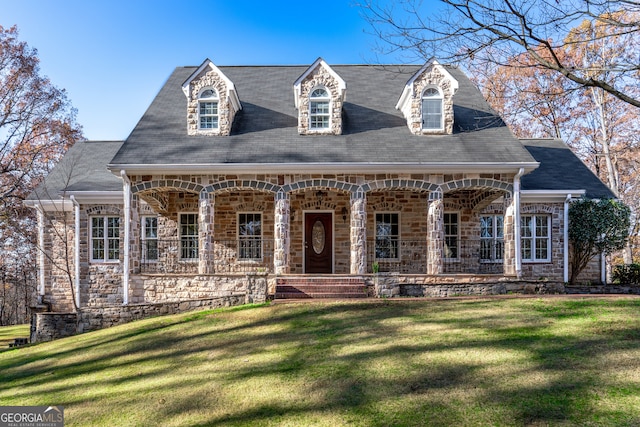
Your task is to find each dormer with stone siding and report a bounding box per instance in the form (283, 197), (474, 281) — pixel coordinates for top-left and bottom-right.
(293, 58), (346, 135)
(396, 58), (458, 135)
(182, 59), (241, 136)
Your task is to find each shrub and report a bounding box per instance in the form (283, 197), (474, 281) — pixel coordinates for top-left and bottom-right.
(613, 264), (640, 284)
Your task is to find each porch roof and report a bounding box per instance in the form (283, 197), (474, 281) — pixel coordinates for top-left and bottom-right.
(110, 64), (538, 170)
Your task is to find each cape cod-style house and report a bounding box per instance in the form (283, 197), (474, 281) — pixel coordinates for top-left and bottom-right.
(26, 58), (615, 317)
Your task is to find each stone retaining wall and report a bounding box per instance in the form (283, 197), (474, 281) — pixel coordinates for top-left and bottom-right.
(31, 294), (246, 343)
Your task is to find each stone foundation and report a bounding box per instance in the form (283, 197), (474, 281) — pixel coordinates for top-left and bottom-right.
(368, 273), (566, 297)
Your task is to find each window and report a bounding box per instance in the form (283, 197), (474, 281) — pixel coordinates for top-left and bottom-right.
(198, 89), (218, 129)
(521, 215), (551, 262)
(444, 212), (459, 259)
(309, 88), (330, 129)
(141, 216), (158, 262)
(422, 87), (443, 130)
(179, 213), (198, 260)
(91, 216), (120, 262)
(238, 213), (262, 260)
(481, 215), (504, 262)
(375, 213), (399, 259)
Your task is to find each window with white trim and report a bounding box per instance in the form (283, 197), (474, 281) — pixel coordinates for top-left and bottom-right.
(444, 212), (459, 259)
(422, 87), (443, 130)
(375, 213), (399, 259)
(179, 213), (198, 260)
(238, 213), (262, 260)
(91, 216), (120, 262)
(309, 88), (330, 129)
(521, 215), (551, 262)
(141, 216), (158, 262)
(480, 215), (504, 262)
(198, 89), (219, 130)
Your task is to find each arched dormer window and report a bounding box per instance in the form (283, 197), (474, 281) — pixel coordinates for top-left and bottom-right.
(309, 88), (330, 129)
(422, 87), (443, 131)
(198, 89), (219, 130)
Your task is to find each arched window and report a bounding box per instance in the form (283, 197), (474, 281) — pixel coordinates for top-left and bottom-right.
(198, 89), (219, 129)
(422, 87), (443, 130)
(309, 88), (330, 129)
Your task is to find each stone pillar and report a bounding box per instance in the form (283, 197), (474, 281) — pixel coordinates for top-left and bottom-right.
(274, 190), (290, 275)
(427, 190), (443, 275)
(198, 191), (214, 275)
(130, 194), (140, 274)
(350, 189), (367, 274)
(503, 192), (517, 276)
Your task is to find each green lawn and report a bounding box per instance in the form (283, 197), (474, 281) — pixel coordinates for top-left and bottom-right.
(1, 297), (639, 426)
(0, 323), (29, 349)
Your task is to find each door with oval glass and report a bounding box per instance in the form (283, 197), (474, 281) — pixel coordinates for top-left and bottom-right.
(304, 212), (333, 273)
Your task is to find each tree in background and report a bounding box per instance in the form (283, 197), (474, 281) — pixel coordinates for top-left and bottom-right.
(0, 25), (83, 324)
(569, 199), (630, 284)
(360, 0), (640, 108)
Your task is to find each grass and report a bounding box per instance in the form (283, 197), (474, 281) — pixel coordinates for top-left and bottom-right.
(0, 323), (29, 349)
(1, 297), (640, 426)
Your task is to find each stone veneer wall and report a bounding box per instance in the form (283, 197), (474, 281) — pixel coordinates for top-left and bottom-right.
(42, 211), (76, 312)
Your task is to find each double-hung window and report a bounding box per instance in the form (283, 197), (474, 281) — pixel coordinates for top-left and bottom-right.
(91, 216), (120, 262)
(238, 213), (262, 260)
(422, 87), (443, 130)
(521, 215), (551, 262)
(480, 215), (504, 262)
(444, 212), (459, 259)
(309, 88), (330, 129)
(141, 216), (158, 262)
(180, 213), (198, 260)
(375, 213), (399, 260)
(198, 89), (218, 130)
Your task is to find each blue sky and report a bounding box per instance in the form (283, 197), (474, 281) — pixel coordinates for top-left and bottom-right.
(2, 0), (416, 141)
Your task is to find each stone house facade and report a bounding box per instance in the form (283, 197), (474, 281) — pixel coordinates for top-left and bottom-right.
(26, 58), (615, 313)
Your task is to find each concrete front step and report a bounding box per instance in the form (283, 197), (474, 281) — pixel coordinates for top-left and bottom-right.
(275, 277), (367, 299)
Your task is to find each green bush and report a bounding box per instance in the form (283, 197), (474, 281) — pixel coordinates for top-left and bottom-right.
(613, 264), (640, 284)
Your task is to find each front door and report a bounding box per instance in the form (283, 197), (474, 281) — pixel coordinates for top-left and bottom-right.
(304, 212), (333, 273)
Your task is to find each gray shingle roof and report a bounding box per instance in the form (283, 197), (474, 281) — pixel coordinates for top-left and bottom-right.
(521, 139), (615, 199)
(27, 140), (124, 201)
(110, 64), (538, 166)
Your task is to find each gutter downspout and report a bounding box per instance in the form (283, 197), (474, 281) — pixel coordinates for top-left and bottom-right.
(36, 206), (46, 300)
(564, 194), (572, 283)
(121, 170), (131, 305)
(514, 168), (524, 278)
(70, 196), (81, 309)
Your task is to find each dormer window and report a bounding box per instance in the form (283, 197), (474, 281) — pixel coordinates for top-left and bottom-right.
(310, 88), (330, 129)
(422, 87), (443, 131)
(198, 89), (219, 130)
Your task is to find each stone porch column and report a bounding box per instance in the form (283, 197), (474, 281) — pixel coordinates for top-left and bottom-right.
(503, 192), (517, 276)
(198, 191), (214, 275)
(350, 189), (367, 274)
(274, 190), (290, 274)
(427, 190), (444, 275)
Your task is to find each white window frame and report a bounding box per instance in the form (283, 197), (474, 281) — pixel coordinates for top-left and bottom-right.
(444, 212), (459, 260)
(238, 212), (263, 260)
(141, 216), (158, 262)
(179, 213), (199, 261)
(422, 87), (443, 132)
(90, 216), (120, 262)
(480, 215), (504, 263)
(521, 214), (551, 262)
(375, 212), (400, 260)
(198, 88), (219, 130)
(309, 87), (330, 130)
